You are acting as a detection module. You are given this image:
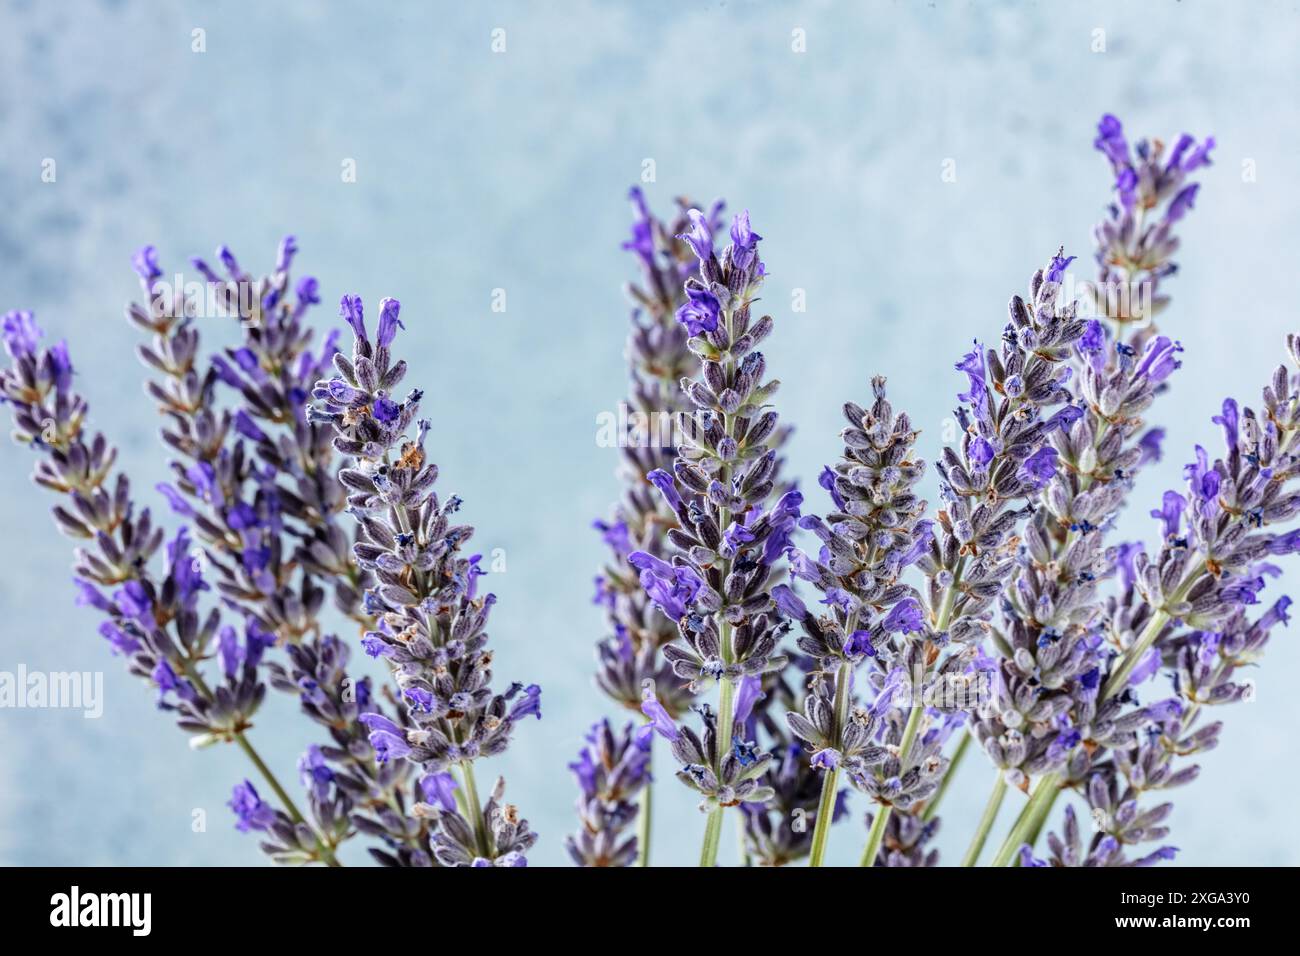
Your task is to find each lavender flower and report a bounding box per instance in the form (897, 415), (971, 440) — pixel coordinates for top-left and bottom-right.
(625, 205), (799, 865)
(566, 719), (652, 867)
(777, 376), (931, 864)
(2, 309), (340, 866)
(590, 194), (720, 737)
(308, 293), (540, 865)
(1088, 113), (1213, 339)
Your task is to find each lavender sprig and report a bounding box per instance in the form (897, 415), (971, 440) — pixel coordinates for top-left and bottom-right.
(1, 310), (340, 866)
(565, 719), (652, 866)
(581, 192), (721, 867)
(591, 192), (715, 721)
(129, 241), (427, 863)
(308, 294), (542, 866)
(130, 239), (366, 641)
(776, 376), (931, 865)
(630, 208), (802, 866)
(981, 117), (1214, 862)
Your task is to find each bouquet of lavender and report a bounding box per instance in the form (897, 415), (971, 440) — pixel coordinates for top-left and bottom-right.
(4, 112), (1292, 870)
(568, 114), (1295, 870)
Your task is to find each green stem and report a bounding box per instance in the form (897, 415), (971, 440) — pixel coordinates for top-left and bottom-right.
(235, 733), (339, 867)
(807, 661), (852, 867)
(961, 772), (1007, 866)
(1103, 609), (1171, 698)
(636, 746), (653, 867)
(989, 771), (1059, 867)
(698, 677), (736, 867)
(859, 802), (890, 867)
(183, 664), (338, 867)
(459, 760), (490, 859)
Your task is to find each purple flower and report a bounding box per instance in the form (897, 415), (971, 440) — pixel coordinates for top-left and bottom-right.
(810, 749), (840, 771)
(2, 309), (42, 359)
(1128, 647), (1161, 686)
(621, 186), (655, 263)
(645, 468), (683, 512)
(507, 683), (543, 722)
(843, 630), (876, 658)
(372, 395), (400, 425)
(114, 580), (156, 630)
(340, 294), (366, 340)
(1045, 253), (1076, 284)
(733, 675), (765, 727)
(420, 772), (459, 811)
(640, 692), (680, 742)
(1166, 184), (1199, 224)
(218, 625), (241, 679)
(677, 208), (714, 261)
(729, 210), (763, 272)
(358, 712), (412, 763)
(1019, 446), (1059, 489)
(1134, 336), (1183, 383)
(233, 410), (268, 443)
(377, 297), (404, 348)
(131, 245), (163, 284)
(1184, 446), (1222, 504)
(722, 520), (756, 556)
(761, 488), (803, 565)
(955, 344), (986, 411)
(361, 633), (392, 658)
(772, 583), (808, 620)
(228, 780), (277, 832)
(628, 551), (703, 620)
(882, 599), (925, 635)
(593, 518), (632, 556)
(404, 687), (435, 713)
(152, 659), (194, 702)
(1183, 136), (1215, 171)
(1221, 576), (1266, 607)
(73, 578), (112, 612)
(1211, 398), (1239, 451)
(98, 621), (140, 656)
(1079, 319), (1105, 354)
(819, 465), (846, 510)
(297, 745), (334, 799)
(296, 275), (321, 305)
(275, 235), (298, 273)
(1151, 490), (1186, 541)
(1138, 428), (1165, 466)
(675, 284), (721, 336)
(1094, 114), (1129, 167)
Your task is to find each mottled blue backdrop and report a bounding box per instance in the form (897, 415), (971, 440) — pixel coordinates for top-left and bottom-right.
(2, 0), (1297, 866)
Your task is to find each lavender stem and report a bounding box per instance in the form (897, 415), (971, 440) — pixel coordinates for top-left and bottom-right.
(807, 655), (852, 867)
(698, 675), (735, 867)
(989, 772), (1060, 867)
(960, 772), (1007, 867)
(860, 803), (890, 867)
(636, 749), (653, 867)
(458, 760), (488, 857)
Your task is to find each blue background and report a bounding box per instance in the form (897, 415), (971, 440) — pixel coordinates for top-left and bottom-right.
(1, 0), (1296, 866)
